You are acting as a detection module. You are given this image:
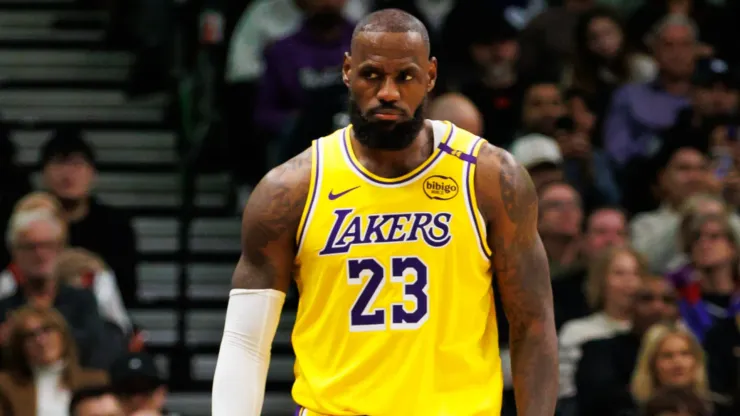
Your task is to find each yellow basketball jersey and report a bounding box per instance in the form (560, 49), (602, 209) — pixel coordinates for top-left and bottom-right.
(292, 121), (502, 416)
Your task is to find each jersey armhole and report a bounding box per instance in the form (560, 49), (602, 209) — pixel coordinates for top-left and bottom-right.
(465, 138), (493, 259)
(295, 139), (322, 252)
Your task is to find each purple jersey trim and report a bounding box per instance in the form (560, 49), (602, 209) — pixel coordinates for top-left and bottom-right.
(342, 125), (454, 185)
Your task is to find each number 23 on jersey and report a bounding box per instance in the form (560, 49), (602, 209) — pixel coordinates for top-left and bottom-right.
(347, 256), (429, 332)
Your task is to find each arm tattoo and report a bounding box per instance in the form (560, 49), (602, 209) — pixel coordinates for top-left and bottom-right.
(234, 149), (311, 291)
(477, 144), (558, 416)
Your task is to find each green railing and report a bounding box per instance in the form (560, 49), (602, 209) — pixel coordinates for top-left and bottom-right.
(171, 0), (219, 388)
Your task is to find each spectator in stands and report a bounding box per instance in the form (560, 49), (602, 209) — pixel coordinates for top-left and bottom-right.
(40, 128), (137, 306)
(627, 0), (725, 59)
(559, 246), (647, 403)
(253, 0), (353, 140)
(643, 386), (712, 416)
(603, 14), (696, 168)
(518, 0), (596, 80)
(576, 274), (679, 416)
(704, 315), (740, 415)
(555, 90), (621, 208)
(427, 93), (483, 136)
(630, 139), (725, 273)
(510, 134), (565, 193)
(564, 6), (656, 125)
(537, 181), (584, 275)
(55, 248), (132, 337)
(662, 59), (739, 157)
(666, 213), (739, 341)
(110, 353), (170, 415)
(631, 324), (711, 412)
(12, 191), (64, 220)
(0, 209), (112, 369)
(665, 193), (740, 271)
(70, 385), (125, 416)
(514, 93), (621, 210)
(0, 306), (108, 416)
(0, 196), (132, 350)
(451, 7), (522, 147)
(226, 0), (367, 88)
(0, 191), (63, 273)
(509, 132), (617, 210)
(553, 206), (629, 328)
(518, 82), (567, 138)
(225, 0), (368, 191)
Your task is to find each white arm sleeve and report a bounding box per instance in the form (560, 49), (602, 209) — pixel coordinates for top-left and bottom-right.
(212, 289), (286, 416)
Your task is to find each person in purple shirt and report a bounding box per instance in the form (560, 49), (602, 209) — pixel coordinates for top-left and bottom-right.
(603, 14), (695, 168)
(254, 0), (353, 137)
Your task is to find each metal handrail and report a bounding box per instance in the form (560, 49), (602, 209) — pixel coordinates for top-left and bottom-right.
(171, 0), (219, 388)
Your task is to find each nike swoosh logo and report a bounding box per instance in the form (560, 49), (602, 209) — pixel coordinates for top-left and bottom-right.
(328, 186), (360, 200)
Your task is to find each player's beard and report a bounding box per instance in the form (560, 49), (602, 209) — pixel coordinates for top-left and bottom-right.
(348, 97), (427, 151)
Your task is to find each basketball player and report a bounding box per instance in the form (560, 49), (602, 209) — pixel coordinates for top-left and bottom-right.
(212, 9), (557, 416)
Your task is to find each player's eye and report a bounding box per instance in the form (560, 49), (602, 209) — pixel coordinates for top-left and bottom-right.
(398, 72), (413, 82)
(361, 70), (379, 80)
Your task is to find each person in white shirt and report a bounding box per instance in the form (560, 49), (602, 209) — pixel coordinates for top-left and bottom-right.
(558, 245), (649, 400)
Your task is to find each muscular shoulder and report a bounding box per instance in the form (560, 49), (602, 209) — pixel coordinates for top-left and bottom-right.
(242, 147), (312, 251)
(473, 141), (538, 226)
(256, 147), (312, 205)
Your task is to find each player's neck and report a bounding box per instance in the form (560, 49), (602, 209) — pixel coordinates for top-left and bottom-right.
(350, 122), (434, 178)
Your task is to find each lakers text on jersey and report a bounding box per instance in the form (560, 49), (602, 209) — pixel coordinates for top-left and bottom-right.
(292, 121), (503, 416)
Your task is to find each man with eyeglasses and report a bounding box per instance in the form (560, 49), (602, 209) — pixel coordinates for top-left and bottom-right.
(0, 209), (109, 369)
(535, 181), (584, 276)
(575, 275), (679, 416)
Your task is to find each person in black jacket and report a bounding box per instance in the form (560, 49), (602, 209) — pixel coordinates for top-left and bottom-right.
(40, 128), (138, 306)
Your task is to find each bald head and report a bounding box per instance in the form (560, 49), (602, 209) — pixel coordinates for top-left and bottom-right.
(352, 8), (431, 57)
(428, 93), (483, 136)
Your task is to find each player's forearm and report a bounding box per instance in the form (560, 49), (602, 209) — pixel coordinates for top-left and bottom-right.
(212, 289), (285, 416)
(509, 319), (558, 416)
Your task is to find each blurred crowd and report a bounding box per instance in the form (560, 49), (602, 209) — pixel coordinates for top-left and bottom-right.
(224, 0), (740, 415)
(0, 128), (173, 415)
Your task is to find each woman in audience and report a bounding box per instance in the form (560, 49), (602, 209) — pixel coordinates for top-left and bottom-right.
(564, 6), (656, 132)
(0, 305), (107, 416)
(667, 212), (740, 341)
(631, 324), (711, 411)
(649, 193), (740, 278)
(558, 246), (648, 403)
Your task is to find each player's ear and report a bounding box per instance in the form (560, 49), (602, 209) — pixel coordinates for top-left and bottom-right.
(342, 52), (351, 87)
(427, 57), (438, 92)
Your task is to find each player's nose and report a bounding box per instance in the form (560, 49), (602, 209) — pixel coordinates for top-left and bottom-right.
(376, 77), (400, 102)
